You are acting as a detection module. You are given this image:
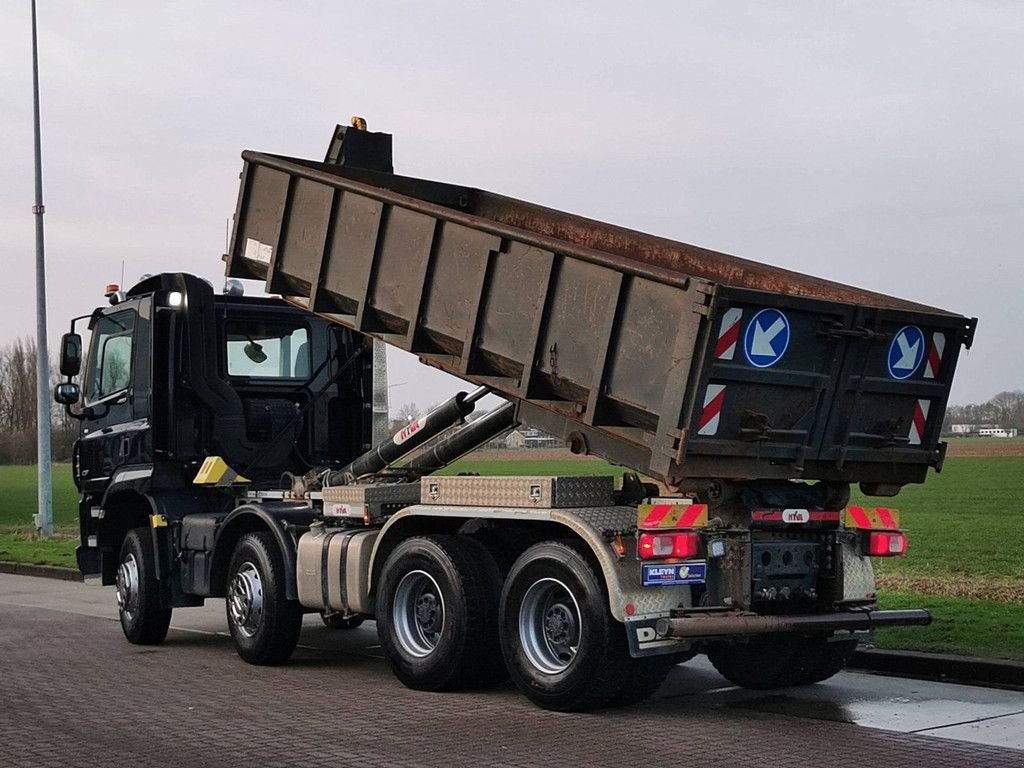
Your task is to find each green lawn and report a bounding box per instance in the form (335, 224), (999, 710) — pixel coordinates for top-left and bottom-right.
(0, 530), (78, 569)
(849, 457), (1024, 582)
(0, 464), (79, 528)
(875, 590), (1024, 660)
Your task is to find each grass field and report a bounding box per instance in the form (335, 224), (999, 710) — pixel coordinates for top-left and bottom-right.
(2, 454), (1022, 658)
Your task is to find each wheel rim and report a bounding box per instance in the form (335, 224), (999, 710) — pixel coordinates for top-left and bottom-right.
(227, 561), (264, 638)
(393, 570), (445, 657)
(116, 552), (140, 622)
(519, 577), (582, 674)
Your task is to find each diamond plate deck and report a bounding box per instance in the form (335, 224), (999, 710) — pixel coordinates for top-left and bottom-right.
(419, 475), (614, 508)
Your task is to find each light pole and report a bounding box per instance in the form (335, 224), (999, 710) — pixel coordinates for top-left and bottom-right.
(30, 0), (53, 537)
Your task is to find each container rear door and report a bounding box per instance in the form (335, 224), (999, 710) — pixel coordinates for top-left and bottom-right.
(684, 288), (854, 474)
(818, 308), (975, 472)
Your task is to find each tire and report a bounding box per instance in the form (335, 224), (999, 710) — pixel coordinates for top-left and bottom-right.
(376, 535), (504, 691)
(707, 635), (858, 690)
(321, 612), (365, 630)
(117, 527), (172, 645)
(499, 540), (638, 711)
(608, 655), (677, 707)
(225, 532), (303, 666)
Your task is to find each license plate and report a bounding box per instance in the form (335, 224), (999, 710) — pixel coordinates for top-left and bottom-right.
(642, 561), (707, 587)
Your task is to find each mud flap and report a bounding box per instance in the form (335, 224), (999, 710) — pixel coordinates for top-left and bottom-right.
(625, 616), (691, 658)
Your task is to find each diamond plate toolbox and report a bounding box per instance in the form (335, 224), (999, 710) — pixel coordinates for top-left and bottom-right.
(420, 476), (614, 508)
(322, 484), (421, 518)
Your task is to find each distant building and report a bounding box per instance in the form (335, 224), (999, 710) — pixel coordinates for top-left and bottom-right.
(502, 427), (561, 450)
(978, 427), (1018, 438)
(949, 424), (977, 435)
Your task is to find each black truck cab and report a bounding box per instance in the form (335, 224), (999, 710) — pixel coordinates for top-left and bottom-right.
(57, 272), (371, 588)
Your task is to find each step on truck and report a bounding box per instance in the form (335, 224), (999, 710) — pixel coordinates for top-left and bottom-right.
(54, 121), (977, 711)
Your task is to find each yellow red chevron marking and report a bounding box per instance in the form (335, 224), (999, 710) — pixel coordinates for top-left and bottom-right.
(193, 456), (250, 486)
(637, 503), (708, 530)
(843, 506), (901, 530)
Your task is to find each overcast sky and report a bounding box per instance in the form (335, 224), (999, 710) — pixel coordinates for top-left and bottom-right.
(1, 1), (1020, 412)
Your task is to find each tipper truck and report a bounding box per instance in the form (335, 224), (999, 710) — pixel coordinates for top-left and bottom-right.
(54, 121), (976, 711)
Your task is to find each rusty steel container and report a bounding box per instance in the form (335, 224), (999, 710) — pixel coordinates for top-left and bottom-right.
(225, 135), (975, 492)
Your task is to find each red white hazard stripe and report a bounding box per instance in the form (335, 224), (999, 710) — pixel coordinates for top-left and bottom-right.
(924, 332), (945, 379)
(845, 506), (899, 530)
(698, 384), (726, 436)
(909, 399), (930, 445)
(641, 503), (708, 528)
(715, 308), (743, 360)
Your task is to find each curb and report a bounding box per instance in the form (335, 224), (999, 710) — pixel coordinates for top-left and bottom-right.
(0, 561), (83, 582)
(851, 647), (1024, 690)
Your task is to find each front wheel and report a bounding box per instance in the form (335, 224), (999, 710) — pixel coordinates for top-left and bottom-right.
(707, 635), (858, 690)
(117, 527), (172, 645)
(499, 540), (643, 711)
(225, 532), (303, 665)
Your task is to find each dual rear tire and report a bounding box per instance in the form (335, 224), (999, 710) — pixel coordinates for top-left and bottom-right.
(376, 536), (673, 710)
(499, 541), (674, 711)
(707, 635), (858, 689)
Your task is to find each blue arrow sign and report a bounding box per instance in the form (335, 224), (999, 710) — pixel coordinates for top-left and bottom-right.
(887, 325), (925, 379)
(743, 308), (790, 368)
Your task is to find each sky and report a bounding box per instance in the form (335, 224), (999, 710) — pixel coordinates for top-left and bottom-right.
(1, 1), (1021, 413)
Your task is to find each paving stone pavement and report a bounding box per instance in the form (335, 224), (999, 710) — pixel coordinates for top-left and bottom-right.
(1, 587), (1023, 767)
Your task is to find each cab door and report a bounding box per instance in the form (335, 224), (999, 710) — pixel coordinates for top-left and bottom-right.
(78, 302), (151, 492)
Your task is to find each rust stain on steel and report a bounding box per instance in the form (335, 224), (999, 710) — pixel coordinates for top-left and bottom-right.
(243, 150), (951, 315)
(474, 194), (943, 314)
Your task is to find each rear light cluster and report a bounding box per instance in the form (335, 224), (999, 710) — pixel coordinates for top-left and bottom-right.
(638, 531), (699, 560)
(867, 530), (908, 557)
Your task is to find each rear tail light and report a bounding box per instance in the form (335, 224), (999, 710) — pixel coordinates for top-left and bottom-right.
(867, 530), (908, 557)
(638, 531), (699, 560)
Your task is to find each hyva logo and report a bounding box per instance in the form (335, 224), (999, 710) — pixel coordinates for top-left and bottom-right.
(782, 508), (810, 524)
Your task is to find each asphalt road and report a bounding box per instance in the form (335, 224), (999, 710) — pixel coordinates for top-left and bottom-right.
(1, 573), (1022, 768)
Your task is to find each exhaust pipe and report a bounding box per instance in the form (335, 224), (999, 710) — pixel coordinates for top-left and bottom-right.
(328, 386), (488, 485)
(655, 609), (932, 639)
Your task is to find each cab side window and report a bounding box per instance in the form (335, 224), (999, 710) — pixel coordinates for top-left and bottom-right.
(84, 312), (135, 404)
(225, 321), (310, 380)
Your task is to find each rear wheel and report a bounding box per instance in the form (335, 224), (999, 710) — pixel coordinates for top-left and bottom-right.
(376, 535), (504, 691)
(707, 635), (858, 690)
(117, 527), (172, 645)
(225, 532), (303, 665)
(500, 540), (655, 711)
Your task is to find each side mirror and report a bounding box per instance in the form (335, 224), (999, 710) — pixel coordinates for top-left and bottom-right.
(60, 333), (83, 377)
(54, 382), (81, 406)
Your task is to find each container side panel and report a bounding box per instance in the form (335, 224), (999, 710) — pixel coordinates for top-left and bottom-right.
(363, 206), (437, 336)
(603, 278), (691, 417)
(418, 222), (500, 357)
(531, 258), (622, 403)
(472, 242), (554, 381)
(270, 176), (334, 296)
(231, 165), (290, 281)
(314, 192), (384, 318)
